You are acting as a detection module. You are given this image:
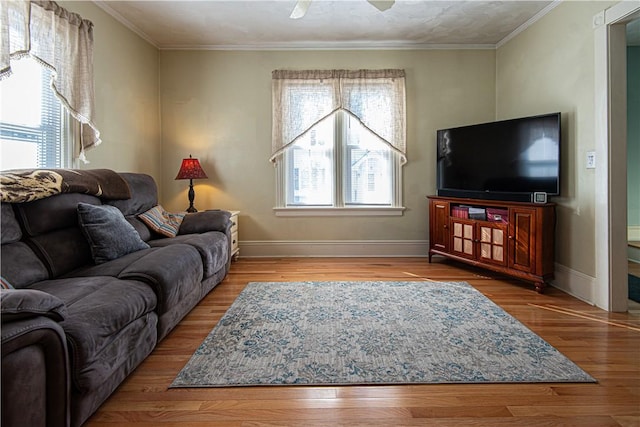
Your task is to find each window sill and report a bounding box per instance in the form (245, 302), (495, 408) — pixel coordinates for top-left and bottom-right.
(273, 206), (406, 217)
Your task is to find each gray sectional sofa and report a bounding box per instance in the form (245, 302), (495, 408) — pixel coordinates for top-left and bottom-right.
(0, 171), (232, 427)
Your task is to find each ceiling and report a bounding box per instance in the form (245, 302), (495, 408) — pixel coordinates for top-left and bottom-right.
(94, 0), (564, 50)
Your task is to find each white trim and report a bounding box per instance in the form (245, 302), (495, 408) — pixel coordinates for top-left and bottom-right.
(237, 243), (597, 305)
(594, 1), (640, 312)
(273, 100), (404, 212)
(92, 1), (159, 49)
(629, 225), (640, 241)
(238, 240), (429, 257)
(159, 43), (497, 51)
(273, 207), (405, 217)
(495, 0), (563, 49)
(550, 263), (596, 305)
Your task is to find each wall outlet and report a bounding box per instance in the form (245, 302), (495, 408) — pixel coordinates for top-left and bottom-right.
(586, 151), (596, 169)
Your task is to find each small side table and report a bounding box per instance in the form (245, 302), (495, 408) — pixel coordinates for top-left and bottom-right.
(229, 211), (240, 261)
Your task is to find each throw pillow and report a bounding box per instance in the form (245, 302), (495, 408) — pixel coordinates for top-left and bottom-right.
(0, 276), (14, 289)
(138, 205), (186, 237)
(77, 202), (150, 264)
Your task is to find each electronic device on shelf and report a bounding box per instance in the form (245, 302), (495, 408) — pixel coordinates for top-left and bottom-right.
(436, 112), (560, 203)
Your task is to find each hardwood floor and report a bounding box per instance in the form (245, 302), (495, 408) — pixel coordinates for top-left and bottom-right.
(86, 258), (640, 427)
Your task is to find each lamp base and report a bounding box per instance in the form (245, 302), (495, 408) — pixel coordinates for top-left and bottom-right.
(186, 179), (198, 213)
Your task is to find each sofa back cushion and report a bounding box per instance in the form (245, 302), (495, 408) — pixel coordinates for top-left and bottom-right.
(15, 193), (101, 236)
(1, 203), (49, 287)
(105, 173), (157, 216)
(13, 193), (100, 277)
(1, 203), (21, 244)
(105, 173), (159, 242)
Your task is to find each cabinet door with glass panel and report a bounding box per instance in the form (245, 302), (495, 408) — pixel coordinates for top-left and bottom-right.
(478, 222), (508, 267)
(450, 218), (507, 267)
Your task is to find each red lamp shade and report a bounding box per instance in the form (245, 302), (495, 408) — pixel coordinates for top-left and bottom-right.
(175, 155), (208, 180)
(175, 155), (208, 213)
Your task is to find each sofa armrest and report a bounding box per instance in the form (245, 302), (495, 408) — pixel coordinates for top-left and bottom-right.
(118, 244), (203, 314)
(178, 210), (231, 235)
(2, 315), (70, 427)
(1, 288), (67, 323)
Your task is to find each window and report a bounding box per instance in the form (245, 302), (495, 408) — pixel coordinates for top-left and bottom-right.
(272, 69), (406, 216)
(1, 1), (101, 164)
(0, 58), (74, 170)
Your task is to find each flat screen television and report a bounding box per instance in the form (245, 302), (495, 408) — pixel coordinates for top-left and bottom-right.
(436, 112), (561, 202)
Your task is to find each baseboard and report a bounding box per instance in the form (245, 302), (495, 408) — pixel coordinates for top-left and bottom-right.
(629, 225), (640, 241)
(238, 241), (597, 304)
(239, 240), (430, 258)
(549, 263), (595, 305)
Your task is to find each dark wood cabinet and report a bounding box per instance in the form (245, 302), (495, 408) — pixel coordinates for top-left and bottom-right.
(429, 199), (450, 252)
(428, 196), (555, 293)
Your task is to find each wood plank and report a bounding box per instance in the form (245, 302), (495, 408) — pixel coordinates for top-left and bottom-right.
(84, 258), (640, 426)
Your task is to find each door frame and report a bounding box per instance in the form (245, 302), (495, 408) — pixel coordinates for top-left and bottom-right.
(594, 1), (640, 311)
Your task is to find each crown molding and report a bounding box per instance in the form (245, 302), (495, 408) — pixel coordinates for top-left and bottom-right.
(93, 0), (560, 52)
(496, 0), (562, 49)
(159, 42), (497, 51)
(92, 1), (158, 49)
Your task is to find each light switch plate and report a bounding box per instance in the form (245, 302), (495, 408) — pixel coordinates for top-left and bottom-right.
(586, 151), (596, 169)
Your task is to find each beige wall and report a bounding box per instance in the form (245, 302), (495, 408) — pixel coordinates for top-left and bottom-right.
(496, 1), (616, 277)
(60, 2), (161, 185)
(45, 1), (620, 284)
(159, 50), (496, 242)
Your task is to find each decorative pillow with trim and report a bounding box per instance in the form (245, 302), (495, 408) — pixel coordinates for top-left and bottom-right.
(138, 205), (186, 238)
(77, 202), (150, 264)
(1, 277), (14, 289)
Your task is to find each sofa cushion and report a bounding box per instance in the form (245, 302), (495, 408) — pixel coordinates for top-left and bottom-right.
(64, 248), (159, 279)
(0, 241), (50, 288)
(138, 205), (185, 237)
(10, 194), (97, 278)
(105, 173), (157, 216)
(13, 193), (101, 237)
(126, 216), (154, 242)
(118, 244), (203, 314)
(77, 203), (150, 264)
(1, 203), (21, 244)
(149, 231), (228, 278)
(67, 244), (203, 316)
(29, 276), (157, 393)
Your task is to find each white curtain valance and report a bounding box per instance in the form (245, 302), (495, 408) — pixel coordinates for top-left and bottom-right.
(271, 69), (406, 164)
(0, 0), (101, 160)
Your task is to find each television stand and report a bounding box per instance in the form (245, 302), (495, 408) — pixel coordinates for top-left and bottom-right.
(427, 196), (555, 293)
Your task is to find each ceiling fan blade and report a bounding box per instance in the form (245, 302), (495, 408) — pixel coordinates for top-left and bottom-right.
(290, 0), (312, 19)
(367, 0), (395, 12)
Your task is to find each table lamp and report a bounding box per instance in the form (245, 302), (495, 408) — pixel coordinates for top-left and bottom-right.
(175, 154), (208, 213)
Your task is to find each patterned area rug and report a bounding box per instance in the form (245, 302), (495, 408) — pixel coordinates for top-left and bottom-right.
(172, 281), (595, 387)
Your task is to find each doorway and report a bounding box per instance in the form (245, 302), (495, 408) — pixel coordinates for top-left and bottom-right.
(594, 2), (640, 312)
(628, 18), (640, 310)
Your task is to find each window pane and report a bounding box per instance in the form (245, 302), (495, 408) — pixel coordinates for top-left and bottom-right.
(0, 58), (64, 170)
(344, 115), (392, 205)
(287, 115), (334, 206)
